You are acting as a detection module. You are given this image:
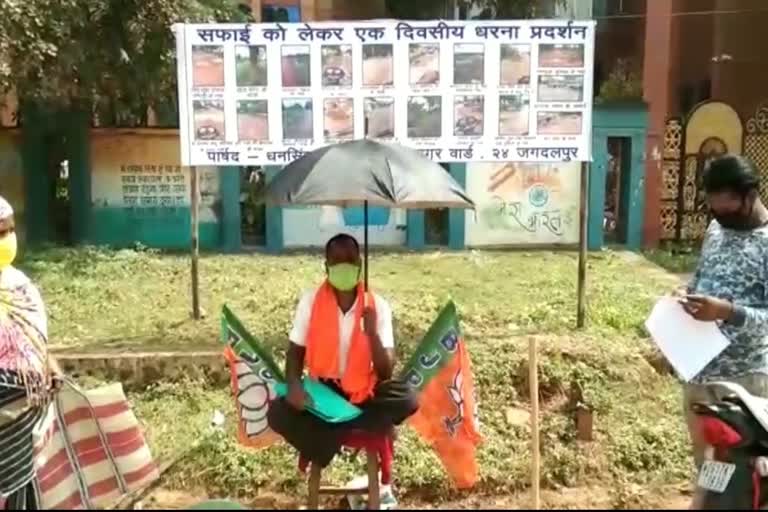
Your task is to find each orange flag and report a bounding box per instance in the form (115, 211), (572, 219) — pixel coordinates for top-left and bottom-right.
(401, 302), (482, 489)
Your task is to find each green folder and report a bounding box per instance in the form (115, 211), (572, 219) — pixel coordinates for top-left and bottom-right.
(275, 378), (363, 423)
(189, 500), (246, 510)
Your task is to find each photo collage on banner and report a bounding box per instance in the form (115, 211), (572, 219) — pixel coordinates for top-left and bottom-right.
(174, 20), (596, 167)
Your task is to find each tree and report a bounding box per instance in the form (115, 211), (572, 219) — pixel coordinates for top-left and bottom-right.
(0, 0), (249, 125)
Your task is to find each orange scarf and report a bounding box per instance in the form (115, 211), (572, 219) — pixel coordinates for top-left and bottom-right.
(305, 281), (377, 405)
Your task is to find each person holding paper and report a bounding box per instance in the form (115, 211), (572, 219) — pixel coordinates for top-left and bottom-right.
(680, 155), (768, 471)
(267, 234), (418, 470)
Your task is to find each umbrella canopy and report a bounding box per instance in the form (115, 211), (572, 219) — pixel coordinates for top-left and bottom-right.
(262, 139), (475, 210)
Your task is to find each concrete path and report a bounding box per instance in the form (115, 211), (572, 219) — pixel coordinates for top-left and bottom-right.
(54, 350), (228, 390)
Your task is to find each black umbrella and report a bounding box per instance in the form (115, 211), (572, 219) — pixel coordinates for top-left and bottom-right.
(263, 139), (475, 288)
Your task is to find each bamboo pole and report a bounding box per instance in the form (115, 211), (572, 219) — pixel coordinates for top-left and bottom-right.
(529, 337), (540, 509)
(576, 162), (589, 328)
(190, 166), (201, 320)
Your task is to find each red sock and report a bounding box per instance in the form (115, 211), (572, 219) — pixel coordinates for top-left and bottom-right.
(299, 455), (310, 474)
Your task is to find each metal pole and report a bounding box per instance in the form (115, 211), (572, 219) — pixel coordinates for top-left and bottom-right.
(576, 162), (589, 328)
(363, 200), (369, 291)
(190, 165), (201, 320)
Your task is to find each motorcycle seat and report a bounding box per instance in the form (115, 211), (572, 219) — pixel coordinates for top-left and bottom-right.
(705, 381), (768, 435)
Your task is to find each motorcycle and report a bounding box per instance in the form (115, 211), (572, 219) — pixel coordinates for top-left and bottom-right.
(692, 382), (768, 509)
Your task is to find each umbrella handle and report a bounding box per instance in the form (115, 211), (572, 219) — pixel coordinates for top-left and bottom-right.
(359, 291), (371, 333)
(364, 200), (369, 291)
(362, 199), (369, 334)
(360, 294), (367, 332)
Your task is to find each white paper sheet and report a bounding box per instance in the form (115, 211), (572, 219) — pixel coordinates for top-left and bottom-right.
(645, 296), (731, 382)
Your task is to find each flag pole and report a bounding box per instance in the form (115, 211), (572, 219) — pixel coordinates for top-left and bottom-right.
(529, 337), (541, 509)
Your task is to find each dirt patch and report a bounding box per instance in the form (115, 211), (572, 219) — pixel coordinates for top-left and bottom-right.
(643, 349), (675, 377)
(499, 107), (529, 136)
(409, 486), (690, 510)
(237, 112), (269, 141)
(136, 490), (296, 510)
(137, 485), (690, 510)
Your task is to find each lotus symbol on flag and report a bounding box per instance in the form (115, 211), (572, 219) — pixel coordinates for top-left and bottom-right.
(222, 306), (286, 450)
(444, 368), (465, 437)
(234, 357), (277, 438)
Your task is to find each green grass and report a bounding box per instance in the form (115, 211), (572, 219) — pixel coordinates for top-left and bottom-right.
(643, 245), (700, 275)
(127, 334), (689, 499)
(25, 246), (693, 500)
(20, 247), (679, 352)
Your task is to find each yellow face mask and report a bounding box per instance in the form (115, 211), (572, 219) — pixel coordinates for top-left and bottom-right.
(0, 232), (17, 269)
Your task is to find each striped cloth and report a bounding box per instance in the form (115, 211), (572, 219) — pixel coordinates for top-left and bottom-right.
(0, 370), (44, 504)
(31, 381), (159, 509)
(0, 381), (159, 509)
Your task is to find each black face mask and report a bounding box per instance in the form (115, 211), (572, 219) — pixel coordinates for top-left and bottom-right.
(712, 211), (752, 231)
(711, 197), (755, 231)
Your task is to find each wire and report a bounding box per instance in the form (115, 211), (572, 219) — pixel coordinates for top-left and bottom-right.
(594, 7), (768, 20)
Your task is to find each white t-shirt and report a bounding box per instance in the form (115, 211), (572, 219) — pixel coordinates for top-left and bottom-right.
(289, 287), (394, 375)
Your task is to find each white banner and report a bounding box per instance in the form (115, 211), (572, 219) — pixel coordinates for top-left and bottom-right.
(174, 19), (596, 167)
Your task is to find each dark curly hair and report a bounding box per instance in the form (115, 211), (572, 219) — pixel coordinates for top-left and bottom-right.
(702, 155), (760, 197)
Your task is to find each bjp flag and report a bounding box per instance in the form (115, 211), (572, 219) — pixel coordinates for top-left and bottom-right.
(401, 301), (482, 489)
(221, 306), (285, 449)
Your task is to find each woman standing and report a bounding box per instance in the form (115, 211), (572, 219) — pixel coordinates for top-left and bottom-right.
(0, 196), (58, 509)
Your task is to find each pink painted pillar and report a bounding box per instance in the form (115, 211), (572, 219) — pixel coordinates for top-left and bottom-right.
(710, 0), (727, 99)
(642, 0), (676, 247)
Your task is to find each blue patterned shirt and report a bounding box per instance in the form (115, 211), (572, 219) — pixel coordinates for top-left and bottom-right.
(690, 221), (768, 382)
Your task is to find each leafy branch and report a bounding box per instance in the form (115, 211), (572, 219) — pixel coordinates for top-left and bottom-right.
(0, 0), (248, 124)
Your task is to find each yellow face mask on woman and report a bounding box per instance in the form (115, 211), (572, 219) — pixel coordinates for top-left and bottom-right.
(0, 232), (17, 269)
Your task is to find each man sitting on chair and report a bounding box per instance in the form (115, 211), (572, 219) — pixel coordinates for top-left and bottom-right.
(267, 233), (418, 469)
